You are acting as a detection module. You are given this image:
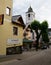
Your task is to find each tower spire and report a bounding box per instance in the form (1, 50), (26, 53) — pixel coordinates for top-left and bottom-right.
(28, 6), (33, 12)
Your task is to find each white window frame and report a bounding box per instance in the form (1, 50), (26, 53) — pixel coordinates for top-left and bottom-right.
(6, 7), (10, 16)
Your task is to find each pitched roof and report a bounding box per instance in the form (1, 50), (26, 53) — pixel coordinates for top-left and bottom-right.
(12, 15), (21, 22)
(12, 15), (25, 27)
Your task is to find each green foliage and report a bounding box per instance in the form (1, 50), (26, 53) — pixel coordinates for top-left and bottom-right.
(31, 20), (41, 30)
(41, 20), (49, 43)
(30, 20), (41, 50)
(30, 19), (49, 50)
(42, 30), (49, 43)
(41, 20), (48, 30)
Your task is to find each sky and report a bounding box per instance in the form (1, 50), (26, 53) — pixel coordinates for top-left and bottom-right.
(13, 0), (51, 28)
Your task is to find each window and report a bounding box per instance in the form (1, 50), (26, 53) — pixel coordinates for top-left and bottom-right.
(6, 7), (11, 16)
(0, 14), (4, 25)
(28, 14), (30, 20)
(28, 14), (30, 17)
(13, 27), (18, 35)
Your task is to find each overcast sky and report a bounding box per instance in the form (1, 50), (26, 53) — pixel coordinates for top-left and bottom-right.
(13, 0), (51, 28)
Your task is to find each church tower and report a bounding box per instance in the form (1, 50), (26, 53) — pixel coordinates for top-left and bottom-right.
(23, 6), (35, 40)
(26, 6), (35, 25)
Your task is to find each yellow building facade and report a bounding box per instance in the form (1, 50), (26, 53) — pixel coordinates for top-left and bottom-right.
(0, 0), (24, 55)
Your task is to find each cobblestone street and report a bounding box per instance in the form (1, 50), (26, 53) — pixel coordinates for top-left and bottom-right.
(0, 46), (51, 65)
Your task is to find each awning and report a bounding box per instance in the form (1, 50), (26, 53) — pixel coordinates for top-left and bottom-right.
(23, 38), (33, 43)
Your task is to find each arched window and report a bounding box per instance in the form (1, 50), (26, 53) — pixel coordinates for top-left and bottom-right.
(28, 14), (30, 17)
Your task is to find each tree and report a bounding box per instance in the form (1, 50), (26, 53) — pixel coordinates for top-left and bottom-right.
(41, 20), (48, 31)
(31, 20), (49, 50)
(31, 20), (41, 50)
(41, 20), (49, 48)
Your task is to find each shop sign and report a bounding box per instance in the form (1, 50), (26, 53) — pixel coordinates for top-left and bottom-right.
(7, 39), (22, 44)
